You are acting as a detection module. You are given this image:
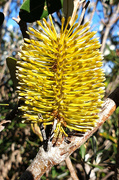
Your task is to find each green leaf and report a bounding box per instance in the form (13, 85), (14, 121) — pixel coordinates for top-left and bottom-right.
(0, 104), (9, 106)
(26, 139), (39, 147)
(6, 57), (18, 89)
(99, 132), (117, 144)
(88, 163), (104, 169)
(80, 144), (86, 159)
(20, 0), (31, 13)
(19, 0), (63, 23)
(91, 136), (98, 154)
(51, 166), (58, 178)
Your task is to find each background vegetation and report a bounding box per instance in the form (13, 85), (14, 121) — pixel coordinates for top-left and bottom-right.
(0, 0), (119, 179)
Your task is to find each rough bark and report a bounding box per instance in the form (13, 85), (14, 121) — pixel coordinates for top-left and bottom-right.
(19, 95), (116, 180)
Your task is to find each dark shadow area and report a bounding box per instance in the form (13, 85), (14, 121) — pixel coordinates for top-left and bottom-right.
(19, 170), (34, 180)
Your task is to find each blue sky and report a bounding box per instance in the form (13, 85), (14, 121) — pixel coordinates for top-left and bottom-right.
(1, 0), (118, 73)
(3, 0), (104, 31)
(3, 0), (118, 38)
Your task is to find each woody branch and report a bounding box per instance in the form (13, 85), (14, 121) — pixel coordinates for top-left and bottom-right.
(19, 86), (118, 180)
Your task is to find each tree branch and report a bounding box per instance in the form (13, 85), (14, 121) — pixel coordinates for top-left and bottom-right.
(78, 0), (90, 25)
(100, 4), (119, 53)
(12, 16), (30, 40)
(65, 156), (79, 180)
(89, 0), (98, 22)
(19, 85), (118, 180)
(70, 0), (85, 26)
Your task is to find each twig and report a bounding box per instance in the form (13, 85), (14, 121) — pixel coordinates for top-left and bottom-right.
(3, 0), (12, 17)
(56, 10), (62, 22)
(89, 0), (98, 22)
(65, 156), (79, 180)
(105, 75), (119, 96)
(0, 61), (6, 82)
(0, 0), (12, 82)
(70, 0), (85, 26)
(0, 120), (11, 132)
(101, 171), (114, 180)
(19, 85), (118, 180)
(100, 4), (119, 53)
(12, 16), (30, 40)
(78, 0), (90, 25)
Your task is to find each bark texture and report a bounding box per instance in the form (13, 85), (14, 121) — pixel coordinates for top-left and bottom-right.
(19, 97), (116, 180)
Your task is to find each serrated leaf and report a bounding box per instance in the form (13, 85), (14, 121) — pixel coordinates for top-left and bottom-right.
(6, 57), (18, 89)
(19, 0), (63, 23)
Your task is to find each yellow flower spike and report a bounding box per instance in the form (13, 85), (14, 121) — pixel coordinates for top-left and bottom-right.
(17, 15), (105, 138)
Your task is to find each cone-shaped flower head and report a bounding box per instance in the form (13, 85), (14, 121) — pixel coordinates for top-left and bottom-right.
(17, 15), (105, 137)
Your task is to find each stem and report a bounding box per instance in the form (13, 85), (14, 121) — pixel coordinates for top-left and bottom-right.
(65, 156), (79, 180)
(19, 97), (116, 180)
(12, 17), (30, 40)
(78, 0), (90, 25)
(100, 4), (119, 53)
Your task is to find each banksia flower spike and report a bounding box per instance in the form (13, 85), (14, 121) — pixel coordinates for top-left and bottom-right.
(16, 15), (105, 138)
